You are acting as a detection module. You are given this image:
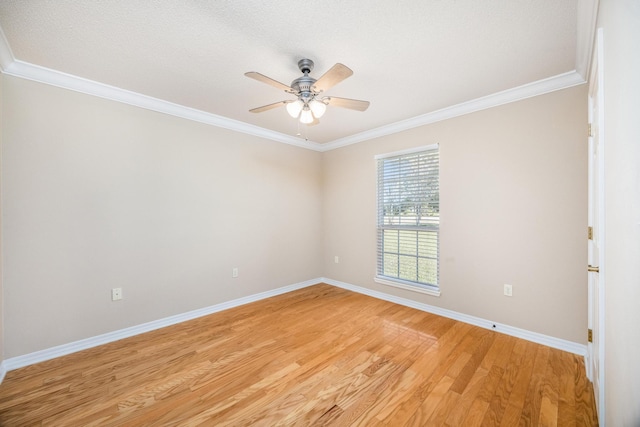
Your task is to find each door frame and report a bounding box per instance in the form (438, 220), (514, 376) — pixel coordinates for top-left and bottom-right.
(587, 27), (605, 425)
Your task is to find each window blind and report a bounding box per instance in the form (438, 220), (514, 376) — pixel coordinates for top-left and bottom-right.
(377, 146), (439, 289)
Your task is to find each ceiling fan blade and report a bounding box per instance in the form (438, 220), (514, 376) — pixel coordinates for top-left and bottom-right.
(245, 72), (292, 92)
(313, 63), (353, 92)
(308, 117), (320, 126)
(249, 100), (291, 113)
(324, 96), (370, 111)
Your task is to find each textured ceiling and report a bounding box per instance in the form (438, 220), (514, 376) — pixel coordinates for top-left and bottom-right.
(0, 0), (579, 144)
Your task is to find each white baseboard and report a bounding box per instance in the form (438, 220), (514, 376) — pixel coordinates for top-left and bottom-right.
(1, 276), (586, 378)
(3, 278), (321, 372)
(0, 361), (7, 384)
(584, 354), (591, 381)
(321, 277), (587, 356)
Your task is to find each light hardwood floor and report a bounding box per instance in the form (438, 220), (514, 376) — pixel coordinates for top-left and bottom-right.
(0, 284), (597, 426)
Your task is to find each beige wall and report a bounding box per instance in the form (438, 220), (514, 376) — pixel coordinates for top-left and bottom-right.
(323, 85), (588, 343)
(1, 73), (591, 360)
(1, 75), (323, 358)
(598, 0), (640, 424)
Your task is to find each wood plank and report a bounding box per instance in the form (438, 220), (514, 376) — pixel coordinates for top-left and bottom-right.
(555, 348), (577, 427)
(481, 337), (528, 425)
(574, 354), (599, 426)
(0, 283), (598, 426)
(538, 349), (560, 427)
(460, 365), (505, 427)
(450, 328), (495, 394)
(444, 366), (490, 426)
(519, 344), (551, 426)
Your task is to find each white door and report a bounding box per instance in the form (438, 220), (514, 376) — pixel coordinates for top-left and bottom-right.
(587, 28), (605, 424)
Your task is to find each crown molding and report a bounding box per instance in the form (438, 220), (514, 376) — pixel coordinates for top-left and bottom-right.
(1, 57), (325, 152)
(0, 6), (596, 153)
(0, 25), (15, 71)
(575, 0), (600, 80)
(0, 60), (587, 154)
(319, 70), (586, 151)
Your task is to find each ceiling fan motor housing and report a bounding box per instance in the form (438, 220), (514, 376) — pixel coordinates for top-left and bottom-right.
(291, 76), (316, 96)
(291, 59), (318, 100)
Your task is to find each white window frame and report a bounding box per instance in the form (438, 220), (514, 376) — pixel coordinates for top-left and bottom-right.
(374, 144), (440, 297)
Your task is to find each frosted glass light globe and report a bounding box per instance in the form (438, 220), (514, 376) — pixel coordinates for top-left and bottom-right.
(309, 99), (327, 118)
(286, 99), (304, 118)
(300, 108), (314, 124)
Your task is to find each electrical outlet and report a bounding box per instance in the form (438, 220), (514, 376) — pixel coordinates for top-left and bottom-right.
(334, 256), (340, 264)
(232, 267), (239, 278)
(112, 288), (123, 301)
(504, 284), (513, 297)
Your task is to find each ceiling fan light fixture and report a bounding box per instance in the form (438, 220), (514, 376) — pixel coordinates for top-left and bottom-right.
(286, 99), (304, 118)
(300, 107), (314, 124)
(309, 99), (327, 118)
(246, 59), (369, 131)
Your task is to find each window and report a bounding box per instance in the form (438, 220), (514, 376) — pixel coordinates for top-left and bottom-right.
(375, 145), (440, 295)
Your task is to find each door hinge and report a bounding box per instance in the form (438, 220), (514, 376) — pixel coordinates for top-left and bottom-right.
(588, 329), (593, 343)
(588, 226), (593, 240)
(588, 123), (594, 137)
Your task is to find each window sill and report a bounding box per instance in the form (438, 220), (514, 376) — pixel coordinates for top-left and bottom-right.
(374, 276), (441, 297)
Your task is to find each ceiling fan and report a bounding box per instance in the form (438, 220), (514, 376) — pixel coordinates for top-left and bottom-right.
(245, 58), (370, 125)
